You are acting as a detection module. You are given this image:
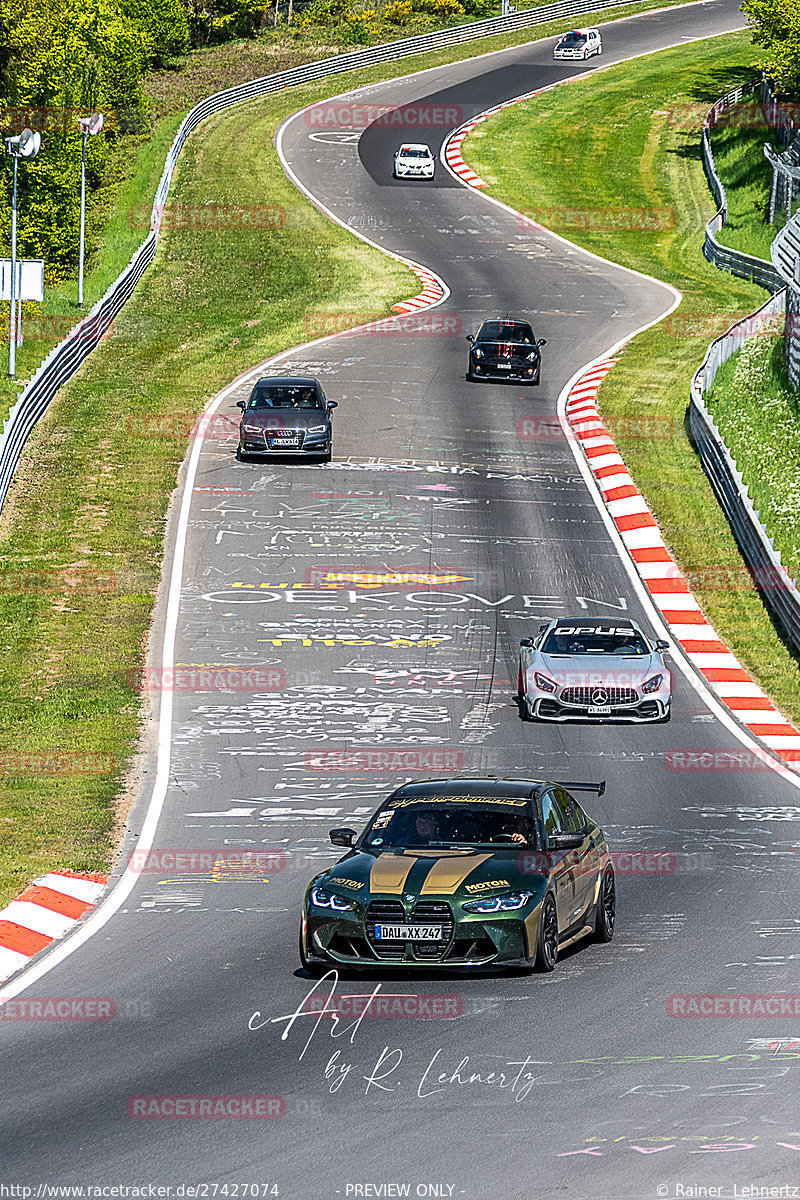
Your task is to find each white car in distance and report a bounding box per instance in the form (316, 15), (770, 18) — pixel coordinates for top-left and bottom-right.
(553, 27), (602, 60)
(393, 143), (435, 180)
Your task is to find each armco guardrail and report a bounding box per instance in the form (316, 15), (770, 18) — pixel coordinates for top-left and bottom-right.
(689, 288), (800, 655)
(701, 81), (786, 291)
(770, 212), (800, 386)
(0, 0), (660, 517)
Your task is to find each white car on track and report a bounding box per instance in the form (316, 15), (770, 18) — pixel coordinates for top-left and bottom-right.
(553, 28), (602, 60)
(518, 616), (671, 723)
(393, 143), (435, 180)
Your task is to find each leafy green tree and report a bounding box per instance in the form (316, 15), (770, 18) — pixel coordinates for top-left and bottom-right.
(742, 0), (800, 94)
(118, 0), (189, 67)
(183, 0), (269, 45)
(1, 0), (150, 277)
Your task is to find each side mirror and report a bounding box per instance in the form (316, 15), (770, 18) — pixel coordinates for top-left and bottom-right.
(520, 638), (533, 648)
(236, 400), (246, 410)
(466, 334), (474, 344)
(329, 827), (356, 848)
(655, 639), (669, 651)
(537, 338), (547, 347)
(548, 832), (584, 850)
(328, 400), (338, 409)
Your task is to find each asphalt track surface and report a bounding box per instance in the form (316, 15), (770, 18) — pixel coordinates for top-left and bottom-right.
(5, 3), (800, 1197)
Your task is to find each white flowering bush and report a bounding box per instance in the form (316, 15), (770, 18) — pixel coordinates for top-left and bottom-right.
(707, 333), (800, 577)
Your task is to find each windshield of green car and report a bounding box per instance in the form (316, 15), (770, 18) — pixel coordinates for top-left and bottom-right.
(362, 801), (536, 849)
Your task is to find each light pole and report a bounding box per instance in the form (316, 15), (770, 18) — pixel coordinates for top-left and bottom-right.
(4, 127), (41, 378)
(77, 113), (103, 309)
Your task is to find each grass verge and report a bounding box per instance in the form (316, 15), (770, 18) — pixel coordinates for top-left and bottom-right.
(706, 335), (800, 578)
(463, 30), (800, 724)
(709, 94), (786, 260)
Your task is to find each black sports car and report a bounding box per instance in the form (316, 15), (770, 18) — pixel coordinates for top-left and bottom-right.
(300, 776), (614, 973)
(466, 318), (546, 383)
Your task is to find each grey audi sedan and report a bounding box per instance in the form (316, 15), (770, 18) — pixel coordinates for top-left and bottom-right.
(236, 376), (337, 462)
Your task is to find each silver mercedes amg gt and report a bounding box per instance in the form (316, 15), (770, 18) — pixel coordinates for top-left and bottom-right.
(518, 617), (671, 723)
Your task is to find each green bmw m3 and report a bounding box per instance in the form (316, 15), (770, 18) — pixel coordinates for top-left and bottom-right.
(299, 776), (615, 973)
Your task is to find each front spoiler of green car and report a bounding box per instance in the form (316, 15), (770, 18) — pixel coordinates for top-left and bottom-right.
(303, 901), (543, 969)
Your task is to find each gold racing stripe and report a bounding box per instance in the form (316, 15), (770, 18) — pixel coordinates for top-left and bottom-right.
(369, 854), (419, 894)
(419, 854), (493, 895)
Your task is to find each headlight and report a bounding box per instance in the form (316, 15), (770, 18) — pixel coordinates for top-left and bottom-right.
(472, 348), (484, 359)
(642, 674), (663, 694)
(534, 672), (557, 693)
(526, 351), (539, 361)
(310, 886), (355, 912)
(305, 424), (327, 435)
(242, 424), (263, 434)
(463, 890), (533, 914)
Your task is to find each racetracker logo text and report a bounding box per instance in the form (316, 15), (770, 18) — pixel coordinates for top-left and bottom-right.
(127, 1096), (285, 1118)
(304, 313), (460, 337)
(0, 752), (115, 776)
(127, 849), (287, 874)
(128, 666), (285, 692)
(303, 567), (471, 589)
(127, 204), (286, 231)
(304, 103), (462, 128)
(1, 998), (115, 1020)
(667, 995), (800, 1017)
(304, 748), (463, 771)
(666, 749), (800, 770)
(303, 994), (462, 1017)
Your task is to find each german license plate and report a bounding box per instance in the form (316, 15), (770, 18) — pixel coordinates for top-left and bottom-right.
(588, 705), (612, 715)
(271, 437), (299, 447)
(375, 924), (442, 941)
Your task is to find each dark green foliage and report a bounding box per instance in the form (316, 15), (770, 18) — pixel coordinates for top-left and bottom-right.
(118, 0), (190, 66)
(0, 0), (150, 278)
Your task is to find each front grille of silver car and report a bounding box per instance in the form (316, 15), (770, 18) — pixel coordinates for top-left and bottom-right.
(560, 686), (639, 706)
